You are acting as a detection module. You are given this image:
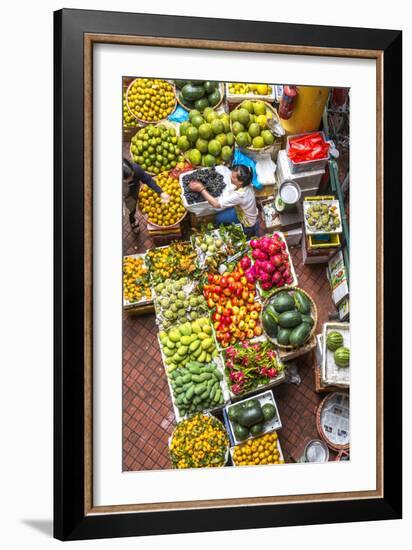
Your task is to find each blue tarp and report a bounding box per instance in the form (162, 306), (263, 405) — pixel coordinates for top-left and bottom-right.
(168, 105), (190, 123)
(232, 148), (262, 190)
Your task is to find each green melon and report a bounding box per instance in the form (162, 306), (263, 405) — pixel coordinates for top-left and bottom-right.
(326, 331), (344, 352)
(334, 346), (350, 368)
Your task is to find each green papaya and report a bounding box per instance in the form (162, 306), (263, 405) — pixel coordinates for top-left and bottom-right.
(272, 292), (295, 312)
(289, 322), (312, 347)
(278, 311), (302, 328)
(293, 291), (311, 314)
(277, 327), (291, 345)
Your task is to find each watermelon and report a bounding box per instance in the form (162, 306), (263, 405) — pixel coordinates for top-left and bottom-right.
(326, 331), (344, 352)
(334, 347), (350, 368)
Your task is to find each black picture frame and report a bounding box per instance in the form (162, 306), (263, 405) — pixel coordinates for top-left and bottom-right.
(54, 8), (402, 541)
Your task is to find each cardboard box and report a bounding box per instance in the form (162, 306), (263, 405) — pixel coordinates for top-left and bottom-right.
(327, 250), (349, 305)
(302, 233), (333, 264)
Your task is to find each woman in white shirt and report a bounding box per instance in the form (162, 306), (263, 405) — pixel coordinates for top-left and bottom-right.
(188, 164), (259, 236)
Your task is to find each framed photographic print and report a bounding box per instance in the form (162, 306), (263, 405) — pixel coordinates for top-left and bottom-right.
(54, 8), (402, 541)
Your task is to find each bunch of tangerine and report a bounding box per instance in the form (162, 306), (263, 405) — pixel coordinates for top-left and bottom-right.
(139, 172), (186, 227)
(127, 78), (176, 122)
(233, 432), (284, 466)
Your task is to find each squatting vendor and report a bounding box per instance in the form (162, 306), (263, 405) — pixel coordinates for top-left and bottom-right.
(188, 164), (259, 237)
(123, 158), (170, 233)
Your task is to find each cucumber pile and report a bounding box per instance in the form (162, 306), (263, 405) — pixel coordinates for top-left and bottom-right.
(228, 399), (277, 442)
(262, 289), (316, 347)
(169, 361), (225, 418)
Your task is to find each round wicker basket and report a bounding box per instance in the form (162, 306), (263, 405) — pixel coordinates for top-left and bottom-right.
(126, 78), (177, 124)
(137, 170), (187, 229)
(129, 121), (181, 176)
(316, 392), (350, 452)
(230, 100), (281, 153)
(176, 82), (225, 112)
(261, 286), (318, 350)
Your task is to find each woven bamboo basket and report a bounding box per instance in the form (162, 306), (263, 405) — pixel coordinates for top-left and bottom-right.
(230, 100), (282, 153)
(261, 286), (318, 350)
(176, 82), (225, 112)
(129, 121), (181, 176)
(316, 392), (350, 452)
(138, 171), (188, 230)
(126, 78), (177, 124)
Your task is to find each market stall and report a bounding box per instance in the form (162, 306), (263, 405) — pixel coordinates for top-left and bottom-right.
(122, 78), (351, 470)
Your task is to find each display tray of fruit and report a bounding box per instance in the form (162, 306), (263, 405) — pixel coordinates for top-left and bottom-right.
(122, 254), (153, 308)
(230, 100), (279, 151)
(226, 82), (275, 102)
(303, 199), (342, 234)
(230, 431), (285, 467)
(165, 359), (229, 422)
(245, 233), (298, 296)
(138, 170), (187, 228)
(126, 78), (177, 123)
(153, 277), (208, 332)
(224, 390), (282, 445)
(174, 80), (224, 112)
(222, 337), (285, 399)
(145, 241), (198, 283)
(191, 223), (246, 272)
(321, 322), (350, 388)
(203, 259), (263, 349)
(129, 123), (185, 175)
(261, 287), (318, 349)
(158, 316), (220, 376)
(178, 109), (234, 168)
(169, 413), (229, 469)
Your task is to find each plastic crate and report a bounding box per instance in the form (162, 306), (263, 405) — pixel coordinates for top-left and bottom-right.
(224, 390), (282, 446)
(286, 132), (329, 174)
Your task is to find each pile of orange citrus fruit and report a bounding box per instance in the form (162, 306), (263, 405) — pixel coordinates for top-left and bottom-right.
(127, 78), (176, 122)
(123, 256), (152, 304)
(139, 172), (186, 227)
(232, 432), (284, 466)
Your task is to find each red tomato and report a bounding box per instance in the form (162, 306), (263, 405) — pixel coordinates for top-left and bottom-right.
(220, 277), (228, 288)
(212, 312), (221, 322)
(207, 274), (214, 283)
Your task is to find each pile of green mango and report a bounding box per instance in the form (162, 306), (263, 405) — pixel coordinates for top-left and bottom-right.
(159, 317), (218, 373)
(169, 361), (224, 417)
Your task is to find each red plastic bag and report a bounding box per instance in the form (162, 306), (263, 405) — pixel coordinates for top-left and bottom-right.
(288, 132), (329, 163)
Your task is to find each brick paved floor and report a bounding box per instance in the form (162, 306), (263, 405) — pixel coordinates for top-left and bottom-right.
(122, 207), (339, 471)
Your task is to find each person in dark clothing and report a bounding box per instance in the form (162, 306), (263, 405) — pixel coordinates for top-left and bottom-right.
(123, 159), (170, 232)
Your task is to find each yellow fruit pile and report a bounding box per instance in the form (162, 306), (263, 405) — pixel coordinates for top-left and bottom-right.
(170, 414), (229, 468)
(228, 83), (270, 96)
(127, 78), (176, 122)
(232, 433), (284, 466)
(146, 242), (197, 282)
(123, 256), (152, 304)
(123, 89), (138, 127)
(139, 172), (186, 227)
